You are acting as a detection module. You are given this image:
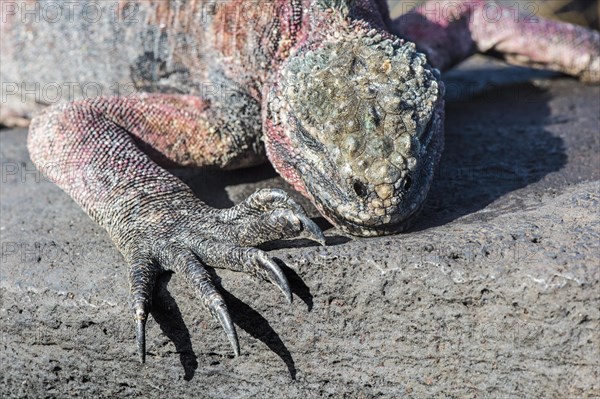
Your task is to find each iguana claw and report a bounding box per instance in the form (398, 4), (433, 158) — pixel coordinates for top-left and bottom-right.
(297, 214), (327, 246)
(253, 252), (293, 304)
(136, 317), (146, 363)
(212, 302), (240, 357)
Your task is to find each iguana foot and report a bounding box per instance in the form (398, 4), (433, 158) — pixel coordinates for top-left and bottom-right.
(128, 188), (324, 363)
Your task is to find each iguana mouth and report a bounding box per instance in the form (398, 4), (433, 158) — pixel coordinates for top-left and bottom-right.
(312, 192), (427, 236)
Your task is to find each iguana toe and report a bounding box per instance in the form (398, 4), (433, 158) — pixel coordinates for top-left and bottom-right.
(213, 188), (326, 246)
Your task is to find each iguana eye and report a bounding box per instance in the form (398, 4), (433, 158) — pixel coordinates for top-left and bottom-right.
(353, 180), (368, 197)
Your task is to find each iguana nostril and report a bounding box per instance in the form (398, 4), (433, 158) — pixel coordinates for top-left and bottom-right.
(353, 180), (368, 198)
(403, 176), (412, 191)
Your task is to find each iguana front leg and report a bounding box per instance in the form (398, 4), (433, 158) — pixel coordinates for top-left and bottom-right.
(390, 0), (599, 82)
(28, 93), (324, 362)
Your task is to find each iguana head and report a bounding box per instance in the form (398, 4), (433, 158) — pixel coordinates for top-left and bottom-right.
(264, 27), (444, 237)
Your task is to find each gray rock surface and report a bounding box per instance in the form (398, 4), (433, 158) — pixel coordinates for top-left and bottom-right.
(1, 58), (599, 398)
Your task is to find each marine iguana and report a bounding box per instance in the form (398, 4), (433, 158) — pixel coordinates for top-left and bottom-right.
(1, 0), (597, 361)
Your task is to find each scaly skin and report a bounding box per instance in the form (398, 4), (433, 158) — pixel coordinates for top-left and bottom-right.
(2, 0), (596, 360)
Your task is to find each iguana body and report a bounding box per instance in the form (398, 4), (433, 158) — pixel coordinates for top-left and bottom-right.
(1, 0), (598, 361)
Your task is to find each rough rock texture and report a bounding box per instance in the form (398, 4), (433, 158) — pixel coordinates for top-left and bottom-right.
(1, 58), (599, 397)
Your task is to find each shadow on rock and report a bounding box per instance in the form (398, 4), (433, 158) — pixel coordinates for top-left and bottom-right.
(213, 279), (298, 380)
(274, 258), (314, 311)
(151, 272), (198, 381)
(414, 78), (567, 231)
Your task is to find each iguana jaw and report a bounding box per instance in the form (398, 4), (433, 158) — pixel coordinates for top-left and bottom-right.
(264, 25), (444, 237)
